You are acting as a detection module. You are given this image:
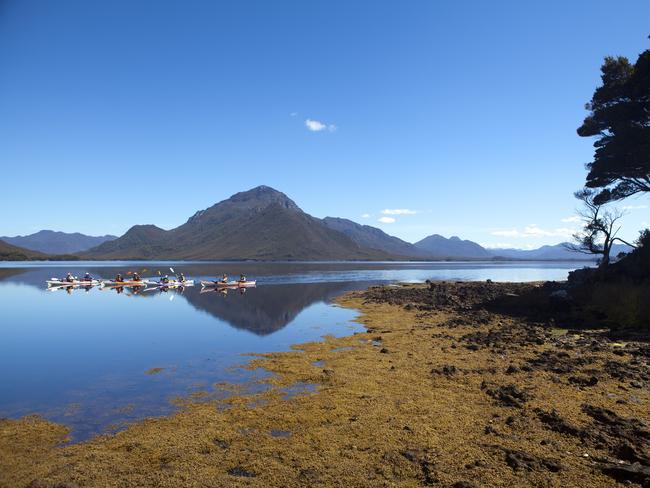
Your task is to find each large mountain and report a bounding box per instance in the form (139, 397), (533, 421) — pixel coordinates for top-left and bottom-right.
(489, 242), (632, 260)
(414, 234), (492, 259)
(85, 186), (393, 260)
(1, 230), (116, 254)
(322, 217), (431, 259)
(0, 239), (47, 261)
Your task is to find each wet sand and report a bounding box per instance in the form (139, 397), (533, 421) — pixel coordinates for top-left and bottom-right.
(1, 282), (649, 487)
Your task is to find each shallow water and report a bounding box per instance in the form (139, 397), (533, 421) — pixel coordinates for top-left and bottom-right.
(0, 260), (586, 440)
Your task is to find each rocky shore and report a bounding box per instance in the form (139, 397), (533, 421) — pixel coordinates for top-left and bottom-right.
(1, 281), (649, 487)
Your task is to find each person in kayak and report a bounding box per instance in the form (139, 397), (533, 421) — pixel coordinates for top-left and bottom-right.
(116, 273), (123, 282)
(133, 272), (141, 282)
(179, 273), (186, 282)
(239, 274), (246, 283)
(161, 275), (170, 284)
(219, 273), (228, 284)
(65, 272), (74, 283)
(83, 273), (92, 281)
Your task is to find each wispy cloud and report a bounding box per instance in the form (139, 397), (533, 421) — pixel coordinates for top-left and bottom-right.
(361, 213), (371, 218)
(305, 118), (337, 132)
(481, 242), (537, 250)
(561, 215), (581, 223)
(381, 208), (417, 215)
(622, 204), (648, 210)
(378, 216), (396, 224)
(290, 112), (298, 117)
(491, 224), (575, 239)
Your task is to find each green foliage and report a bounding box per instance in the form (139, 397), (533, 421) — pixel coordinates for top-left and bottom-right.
(636, 228), (650, 248)
(578, 42), (650, 204)
(586, 281), (650, 331)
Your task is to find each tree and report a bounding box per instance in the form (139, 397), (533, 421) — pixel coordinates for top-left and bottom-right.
(566, 189), (636, 267)
(577, 39), (650, 204)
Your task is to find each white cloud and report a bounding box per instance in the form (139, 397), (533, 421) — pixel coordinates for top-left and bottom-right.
(290, 112), (298, 117)
(561, 215), (581, 223)
(622, 204), (648, 210)
(381, 208), (417, 215)
(305, 118), (337, 132)
(481, 242), (537, 250)
(481, 242), (515, 249)
(491, 224), (575, 239)
(378, 216), (396, 224)
(361, 213), (371, 219)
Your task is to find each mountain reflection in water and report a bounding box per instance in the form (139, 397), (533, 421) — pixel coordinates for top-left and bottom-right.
(0, 261), (581, 440)
(0, 266), (371, 335)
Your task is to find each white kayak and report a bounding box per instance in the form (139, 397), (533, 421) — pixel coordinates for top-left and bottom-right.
(148, 279), (194, 288)
(200, 280), (256, 288)
(102, 280), (150, 287)
(46, 279), (102, 287)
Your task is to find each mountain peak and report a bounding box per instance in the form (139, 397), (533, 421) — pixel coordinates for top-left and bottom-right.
(227, 186), (300, 211)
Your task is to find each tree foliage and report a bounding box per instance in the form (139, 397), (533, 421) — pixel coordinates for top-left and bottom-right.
(577, 40), (650, 204)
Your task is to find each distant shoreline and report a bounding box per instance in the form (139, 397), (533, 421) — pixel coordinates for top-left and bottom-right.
(0, 257), (599, 264)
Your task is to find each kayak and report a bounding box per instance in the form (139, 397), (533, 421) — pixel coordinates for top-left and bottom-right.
(46, 279), (102, 286)
(200, 280), (256, 288)
(102, 280), (150, 287)
(149, 279), (195, 288)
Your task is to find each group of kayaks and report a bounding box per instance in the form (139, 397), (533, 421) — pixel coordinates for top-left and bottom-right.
(46, 270), (256, 291)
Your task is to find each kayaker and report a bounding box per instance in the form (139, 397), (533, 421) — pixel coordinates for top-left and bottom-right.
(179, 273), (186, 282)
(83, 273), (92, 281)
(220, 273), (228, 284)
(161, 275), (169, 284)
(239, 274), (246, 283)
(133, 272), (141, 281)
(116, 273), (123, 282)
(65, 272), (74, 283)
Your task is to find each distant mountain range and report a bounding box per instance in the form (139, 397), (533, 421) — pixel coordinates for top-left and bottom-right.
(415, 234), (492, 259)
(0, 239), (47, 261)
(321, 217), (431, 259)
(1, 230), (116, 254)
(488, 243), (632, 261)
(1, 186), (633, 261)
(85, 186), (391, 260)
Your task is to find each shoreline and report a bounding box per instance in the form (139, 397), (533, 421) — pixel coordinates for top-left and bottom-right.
(1, 281), (648, 487)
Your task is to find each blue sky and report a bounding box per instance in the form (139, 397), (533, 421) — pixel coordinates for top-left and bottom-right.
(1, 0), (648, 248)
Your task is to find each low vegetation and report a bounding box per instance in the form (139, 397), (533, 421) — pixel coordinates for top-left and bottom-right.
(1, 280), (648, 487)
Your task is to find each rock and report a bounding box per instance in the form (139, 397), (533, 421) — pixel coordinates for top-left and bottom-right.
(568, 375), (599, 387)
(535, 409), (582, 437)
(482, 383), (532, 408)
(503, 448), (563, 472)
(213, 438), (230, 449)
(431, 365), (457, 377)
(549, 289), (569, 300)
(228, 466), (256, 477)
(600, 462), (650, 484)
(505, 365), (519, 374)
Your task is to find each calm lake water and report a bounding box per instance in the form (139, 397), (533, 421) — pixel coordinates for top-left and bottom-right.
(0, 261), (587, 440)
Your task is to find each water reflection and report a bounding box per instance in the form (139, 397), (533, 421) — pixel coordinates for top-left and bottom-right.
(2, 267), (373, 335)
(0, 261), (584, 440)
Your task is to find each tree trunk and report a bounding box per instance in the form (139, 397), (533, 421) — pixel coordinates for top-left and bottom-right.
(599, 240), (612, 268)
